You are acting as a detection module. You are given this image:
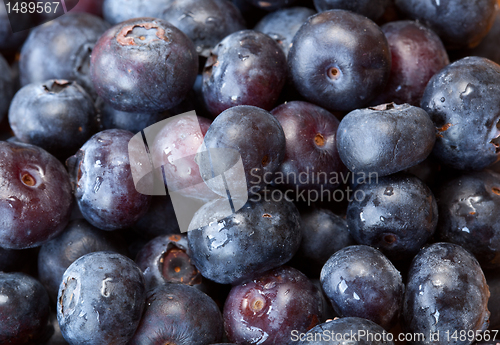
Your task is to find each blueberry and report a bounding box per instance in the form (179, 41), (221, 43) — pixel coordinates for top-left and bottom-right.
(202, 30), (287, 116)
(90, 17), (198, 113)
(296, 317), (395, 344)
(128, 283), (224, 345)
(244, 0), (298, 11)
(132, 195), (180, 239)
(9, 80), (97, 160)
(135, 234), (202, 291)
(320, 245), (404, 330)
(0, 272), (51, 345)
(288, 10), (391, 112)
(19, 13), (110, 98)
(187, 197), (301, 285)
(460, 11), (500, 65)
(38, 219), (127, 301)
(347, 173), (438, 260)
(394, 0), (497, 49)
(436, 170), (500, 270)
(66, 129), (151, 231)
(254, 7), (316, 57)
(102, 0), (171, 25)
(0, 54), (14, 121)
(0, 141), (73, 249)
(314, 0), (390, 21)
(57, 252), (146, 345)
(224, 266), (323, 345)
(337, 103), (435, 176)
(421, 56), (500, 171)
(403, 243), (490, 345)
(162, 0), (246, 57)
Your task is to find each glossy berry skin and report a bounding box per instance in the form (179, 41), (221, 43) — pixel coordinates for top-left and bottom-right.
(102, 0), (171, 25)
(19, 13), (110, 98)
(98, 101), (170, 134)
(293, 208), (355, 277)
(38, 219), (127, 301)
(244, 0), (297, 11)
(372, 20), (449, 107)
(162, 0), (246, 57)
(288, 10), (391, 112)
(0, 272), (51, 344)
(9, 80), (97, 160)
(314, 0), (390, 21)
(187, 197), (302, 285)
(57, 252), (146, 345)
(66, 129), (151, 231)
(421, 57), (500, 171)
(347, 173), (438, 260)
(436, 170), (500, 270)
(403, 243), (490, 345)
(151, 114), (218, 201)
(197, 105), (286, 195)
(394, 0), (497, 49)
(296, 317), (395, 344)
(254, 7), (316, 57)
(337, 103), (435, 176)
(320, 245), (404, 330)
(271, 101), (346, 192)
(224, 266), (322, 345)
(202, 30), (287, 116)
(0, 141), (73, 249)
(90, 17), (198, 113)
(135, 234), (202, 291)
(128, 284), (224, 345)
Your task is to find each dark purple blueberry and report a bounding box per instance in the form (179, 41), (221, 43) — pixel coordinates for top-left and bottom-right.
(57, 252), (146, 345)
(403, 243), (490, 345)
(0, 141), (73, 249)
(371, 20), (449, 106)
(347, 173), (438, 260)
(224, 266), (322, 345)
(9, 80), (97, 160)
(288, 10), (391, 112)
(485, 270), (500, 333)
(197, 105), (286, 195)
(161, 0), (246, 57)
(90, 17), (198, 113)
(292, 208), (355, 277)
(128, 284), (224, 345)
(133, 195), (180, 239)
(19, 13), (110, 98)
(135, 234), (202, 290)
(421, 56), (500, 171)
(271, 101), (346, 192)
(70, 0), (105, 16)
(151, 114), (218, 201)
(187, 197), (301, 285)
(337, 103), (435, 176)
(320, 245), (404, 330)
(0, 4), (31, 50)
(314, 0), (390, 21)
(296, 317), (395, 344)
(254, 7), (316, 57)
(66, 129), (151, 231)
(102, 0), (172, 25)
(0, 272), (51, 344)
(98, 100), (170, 134)
(38, 219), (127, 301)
(202, 30), (287, 116)
(436, 170), (500, 270)
(460, 11), (500, 65)
(243, 0), (298, 11)
(394, 0), (497, 49)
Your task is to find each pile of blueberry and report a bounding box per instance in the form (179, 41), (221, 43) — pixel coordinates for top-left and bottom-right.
(1, 0), (500, 344)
